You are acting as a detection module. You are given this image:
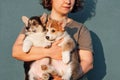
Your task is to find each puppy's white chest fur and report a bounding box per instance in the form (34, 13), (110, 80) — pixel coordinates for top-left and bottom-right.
(27, 32), (47, 46)
(23, 32), (51, 52)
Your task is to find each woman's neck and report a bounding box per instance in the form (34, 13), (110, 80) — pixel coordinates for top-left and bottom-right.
(50, 11), (72, 24)
(50, 10), (68, 21)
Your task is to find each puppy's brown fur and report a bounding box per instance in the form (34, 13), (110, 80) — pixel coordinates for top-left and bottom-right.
(45, 19), (81, 80)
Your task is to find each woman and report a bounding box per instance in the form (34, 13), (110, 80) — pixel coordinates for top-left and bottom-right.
(12, 0), (93, 80)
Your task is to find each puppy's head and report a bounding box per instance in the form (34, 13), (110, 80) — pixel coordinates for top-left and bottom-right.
(22, 13), (48, 35)
(45, 18), (67, 41)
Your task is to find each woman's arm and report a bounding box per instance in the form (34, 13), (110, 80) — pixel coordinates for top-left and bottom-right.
(79, 50), (93, 77)
(52, 50), (93, 80)
(12, 33), (62, 62)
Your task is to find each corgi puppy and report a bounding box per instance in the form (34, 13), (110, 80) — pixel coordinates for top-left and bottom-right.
(22, 13), (52, 52)
(45, 18), (80, 80)
(46, 19), (75, 64)
(22, 13), (56, 80)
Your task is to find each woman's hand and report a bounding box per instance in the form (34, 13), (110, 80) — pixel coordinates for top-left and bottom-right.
(47, 39), (63, 60)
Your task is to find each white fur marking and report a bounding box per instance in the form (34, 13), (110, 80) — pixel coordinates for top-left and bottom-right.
(23, 39), (32, 52)
(62, 51), (71, 64)
(62, 64), (72, 80)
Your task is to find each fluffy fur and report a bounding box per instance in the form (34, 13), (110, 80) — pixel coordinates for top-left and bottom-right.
(22, 13), (52, 52)
(45, 19), (81, 80)
(22, 13), (55, 80)
(22, 14), (81, 80)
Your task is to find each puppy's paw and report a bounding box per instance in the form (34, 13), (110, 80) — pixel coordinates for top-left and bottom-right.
(44, 42), (52, 48)
(23, 40), (32, 52)
(41, 65), (48, 70)
(62, 75), (70, 80)
(62, 51), (70, 64)
(44, 45), (51, 48)
(51, 71), (58, 76)
(42, 73), (50, 80)
(23, 47), (30, 52)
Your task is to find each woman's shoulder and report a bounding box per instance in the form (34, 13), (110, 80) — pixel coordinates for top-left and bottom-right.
(67, 19), (88, 31)
(67, 19), (82, 27)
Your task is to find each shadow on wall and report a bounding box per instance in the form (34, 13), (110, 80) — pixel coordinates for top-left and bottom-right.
(69, 0), (97, 23)
(69, 0), (107, 80)
(88, 31), (106, 80)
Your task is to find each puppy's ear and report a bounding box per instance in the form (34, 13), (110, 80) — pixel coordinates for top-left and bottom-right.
(40, 13), (48, 24)
(58, 19), (67, 31)
(22, 16), (29, 26)
(48, 15), (52, 21)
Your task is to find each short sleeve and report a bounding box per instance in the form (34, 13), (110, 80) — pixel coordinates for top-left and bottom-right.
(20, 27), (26, 34)
(77, 25), (93, 52)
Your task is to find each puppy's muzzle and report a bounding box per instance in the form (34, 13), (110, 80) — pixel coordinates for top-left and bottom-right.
(46, 36), (55, 41)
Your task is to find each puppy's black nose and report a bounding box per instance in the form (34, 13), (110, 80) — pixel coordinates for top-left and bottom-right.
(46, 36), (49, 40)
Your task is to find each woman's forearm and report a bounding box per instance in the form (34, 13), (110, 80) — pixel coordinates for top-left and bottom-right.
(12, 45), (62, 61)
(80, 59), (93, 75)
(79, 50), (93, 76)
(12, 34), (62, 61)
(12, 34), (49, 61)
(12, 44), (49, 61)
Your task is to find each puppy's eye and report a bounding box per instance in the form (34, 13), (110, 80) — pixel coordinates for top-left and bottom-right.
(33, 30), (36, 32)
(26, 26), (30, 30)
(33, 22), (36, 26)
(51, 30), (55, 33)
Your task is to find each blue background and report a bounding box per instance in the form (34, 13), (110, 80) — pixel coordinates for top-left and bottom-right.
(0, 0), (120, 80)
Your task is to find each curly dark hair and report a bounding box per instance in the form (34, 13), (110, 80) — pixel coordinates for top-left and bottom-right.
(40, 0), (84, 13)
